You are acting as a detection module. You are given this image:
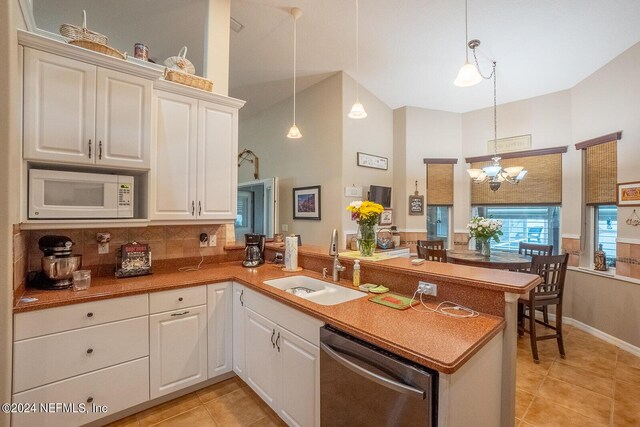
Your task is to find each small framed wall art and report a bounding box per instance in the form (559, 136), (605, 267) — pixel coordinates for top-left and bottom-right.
(409, 195), (424, 216)
(379, 209), (393, 226)
(357, 152), (388, 170)
(617, 181), (640, 206)
(293, 185), (322, 220)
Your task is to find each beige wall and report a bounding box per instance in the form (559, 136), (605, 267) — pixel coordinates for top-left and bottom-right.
(238, 73), (344, 246)
(341, 73), (394, 237)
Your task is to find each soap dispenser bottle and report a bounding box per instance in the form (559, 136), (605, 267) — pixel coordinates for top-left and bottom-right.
(353, 260), (361, 288)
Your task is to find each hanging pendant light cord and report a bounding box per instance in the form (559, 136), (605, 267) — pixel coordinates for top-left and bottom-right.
(355, 0), (360, 101)
(464, 0), (469, 61)
(493, 62), (497, 155)
(292, 15), (297, 125)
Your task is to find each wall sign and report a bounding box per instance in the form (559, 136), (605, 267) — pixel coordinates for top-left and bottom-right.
(357, 152), (388, 170)
(409, 195), (424, 215)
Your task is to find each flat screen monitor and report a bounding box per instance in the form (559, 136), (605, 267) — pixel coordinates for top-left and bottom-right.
(369, 185), (391, 208)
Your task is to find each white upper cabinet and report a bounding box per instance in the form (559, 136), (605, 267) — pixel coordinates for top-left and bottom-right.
(95, 68), (151, 168)
(150, 90), (198, 220)
(150, 87), (241, 222)
(23, 48), (151, 169)
(23, 48), (96, 165)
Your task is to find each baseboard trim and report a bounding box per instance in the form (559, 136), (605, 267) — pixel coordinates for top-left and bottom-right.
(547, 313), (640, 357)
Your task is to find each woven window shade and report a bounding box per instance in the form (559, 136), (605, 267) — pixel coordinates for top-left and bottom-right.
(585, 140), (617, 205)
(427, 164), (454, 205)
(471, 153), (562, 205)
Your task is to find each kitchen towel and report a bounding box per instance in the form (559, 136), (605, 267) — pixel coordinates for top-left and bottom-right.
(285, 236), (298, 270)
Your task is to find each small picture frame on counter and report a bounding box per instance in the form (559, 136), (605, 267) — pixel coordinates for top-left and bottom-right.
(379, 209), (393, 226)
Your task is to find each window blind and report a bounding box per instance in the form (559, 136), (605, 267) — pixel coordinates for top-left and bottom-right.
(584, 140), (617, 205)
(470, 153), (563, 205)
(426, 164), (454, 206)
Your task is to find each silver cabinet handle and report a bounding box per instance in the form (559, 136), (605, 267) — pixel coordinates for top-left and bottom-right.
(276, 332), (281, 352)
(98, 141), (103, 159)
(191, 201), (195, 216)
(319, 342), (426, 399)
(198, 201), (202, 216)
(271, 329), (276, 348)
(88, 139), (92, 158)
(240, 290), (244, 306)
(170, 311), (190, 317)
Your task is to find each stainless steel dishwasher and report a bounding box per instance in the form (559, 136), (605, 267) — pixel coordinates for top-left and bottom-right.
(320, 325), (437, 426)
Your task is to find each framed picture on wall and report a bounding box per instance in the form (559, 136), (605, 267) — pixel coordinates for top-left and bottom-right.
(293, 185), (322, 220)
(379, 209), (393, 226)
(357, 152), (388, 170)
(617, 181), (640, 206)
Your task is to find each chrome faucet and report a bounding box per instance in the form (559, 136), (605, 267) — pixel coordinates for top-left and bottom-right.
(329, 229), (346, 281)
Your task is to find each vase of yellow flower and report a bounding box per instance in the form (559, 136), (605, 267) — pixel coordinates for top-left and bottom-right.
(347, 201), (385, 257)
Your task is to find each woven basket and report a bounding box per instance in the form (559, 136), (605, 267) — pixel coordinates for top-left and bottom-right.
(69, 40), (126, 60)
(164, 68), (213, 92)
(60, 10), (108, 45)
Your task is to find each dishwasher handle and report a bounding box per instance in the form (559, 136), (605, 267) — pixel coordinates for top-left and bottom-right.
(320, 342), (426, 399)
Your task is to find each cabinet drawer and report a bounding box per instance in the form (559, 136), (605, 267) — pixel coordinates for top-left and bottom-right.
(14, 294), (148, 340)
(149, 286), (206, 314)
(13, 316), (148, 393)
(12, 357), (149, 427)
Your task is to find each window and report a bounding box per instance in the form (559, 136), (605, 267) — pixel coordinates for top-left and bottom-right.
(473, 206), (560, 254)
(426, 206), (449, 246)
(594, 205), (617, 267)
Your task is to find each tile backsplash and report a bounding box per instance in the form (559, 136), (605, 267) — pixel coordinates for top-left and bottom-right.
(23, 224), (230, 275)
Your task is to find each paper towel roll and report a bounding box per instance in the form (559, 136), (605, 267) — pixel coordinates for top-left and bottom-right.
(285, 236), (298, 270)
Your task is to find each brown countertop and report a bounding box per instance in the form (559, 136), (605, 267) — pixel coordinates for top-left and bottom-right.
(14, 262), (505, 374)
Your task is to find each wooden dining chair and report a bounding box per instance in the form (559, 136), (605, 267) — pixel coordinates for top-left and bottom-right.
(416, 247), (447, 263)
(518, 242), (553, 257)
(417, 239), (445, 250)
(517, 253), (569, 362)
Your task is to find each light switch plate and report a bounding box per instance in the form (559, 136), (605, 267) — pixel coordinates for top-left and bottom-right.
(98, 243), (109, 254)
(282, 224), (289, 232)
(209, 234), (217, 247)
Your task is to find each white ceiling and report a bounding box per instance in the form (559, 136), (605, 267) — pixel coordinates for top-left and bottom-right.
(229, 0), (640, 116)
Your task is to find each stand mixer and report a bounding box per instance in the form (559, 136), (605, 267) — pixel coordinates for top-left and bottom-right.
(27, 235), (82, 289)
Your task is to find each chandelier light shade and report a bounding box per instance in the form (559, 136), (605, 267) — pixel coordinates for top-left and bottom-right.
(287, 7), (303, 140)
(348, 0), (367, 119)
(464, 46), (527, 191)
(454, 0), (482, 87)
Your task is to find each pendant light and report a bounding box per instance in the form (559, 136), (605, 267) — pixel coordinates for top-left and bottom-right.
(348, 0), (367, 119)
(466, 57), (527, 191)
(454, 0), (482, 87)
(287, 8), (303, 139)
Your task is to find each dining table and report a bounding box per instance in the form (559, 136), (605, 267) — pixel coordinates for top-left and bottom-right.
(447, 249), (532, 270)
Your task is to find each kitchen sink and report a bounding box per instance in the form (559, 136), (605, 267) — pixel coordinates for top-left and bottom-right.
(263, 276), (366, 306)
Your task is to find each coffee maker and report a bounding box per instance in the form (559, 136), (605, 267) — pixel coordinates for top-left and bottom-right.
(242, 234), (266, 267)
(27, 235), (82, 289)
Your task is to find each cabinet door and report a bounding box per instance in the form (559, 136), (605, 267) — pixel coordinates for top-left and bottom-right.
(232, 283), (247, 380)
(207, 282), (232, 378)
(150, 90), (198, 220)
(278, 328), (320, 427)
(244, 308), (279, 409)
(149, 305), (207, 399)
(95, 68), (151, 169)
(196, 101), (238, 220)
(23, 48), (96, 164)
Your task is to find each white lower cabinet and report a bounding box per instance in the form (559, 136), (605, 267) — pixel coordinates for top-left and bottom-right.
(149, 305), (208, 399)
(12, 357), (149, 427)
(240, 286), (321, 427)
(232, 283), (247, 380)
(207, 282), (233, 378)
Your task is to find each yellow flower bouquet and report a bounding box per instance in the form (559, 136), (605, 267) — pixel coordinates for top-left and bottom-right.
(347, 201), (384, 256)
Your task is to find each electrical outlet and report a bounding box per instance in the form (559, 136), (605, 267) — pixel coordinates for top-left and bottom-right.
(418, 281), (437, 296)
(281, 224), (289, 232)
(98, 242), (109, 254)
(199, 233), (208, 248)
(209, 234), (217, 247)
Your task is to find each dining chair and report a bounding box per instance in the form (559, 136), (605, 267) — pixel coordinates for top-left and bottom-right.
(517, 253), (569, 362)
(518, 242), (554, 322)
(417, 239), (445, 250)
(416, 247), (447, 263)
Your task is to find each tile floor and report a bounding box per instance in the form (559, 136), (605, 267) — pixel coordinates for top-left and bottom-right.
(107, 325), (640, 427)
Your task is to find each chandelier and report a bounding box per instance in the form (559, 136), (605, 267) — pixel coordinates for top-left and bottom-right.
(464, 40), (527, 191)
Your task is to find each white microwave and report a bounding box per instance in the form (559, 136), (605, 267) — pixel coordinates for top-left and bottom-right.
(29, 169), (134, 219)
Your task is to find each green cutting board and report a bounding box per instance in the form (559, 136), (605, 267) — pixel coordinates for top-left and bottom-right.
(369, 293), (418, 310)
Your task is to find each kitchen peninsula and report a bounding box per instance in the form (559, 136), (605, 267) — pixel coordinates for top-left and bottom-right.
(13, 244), (540, 427)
